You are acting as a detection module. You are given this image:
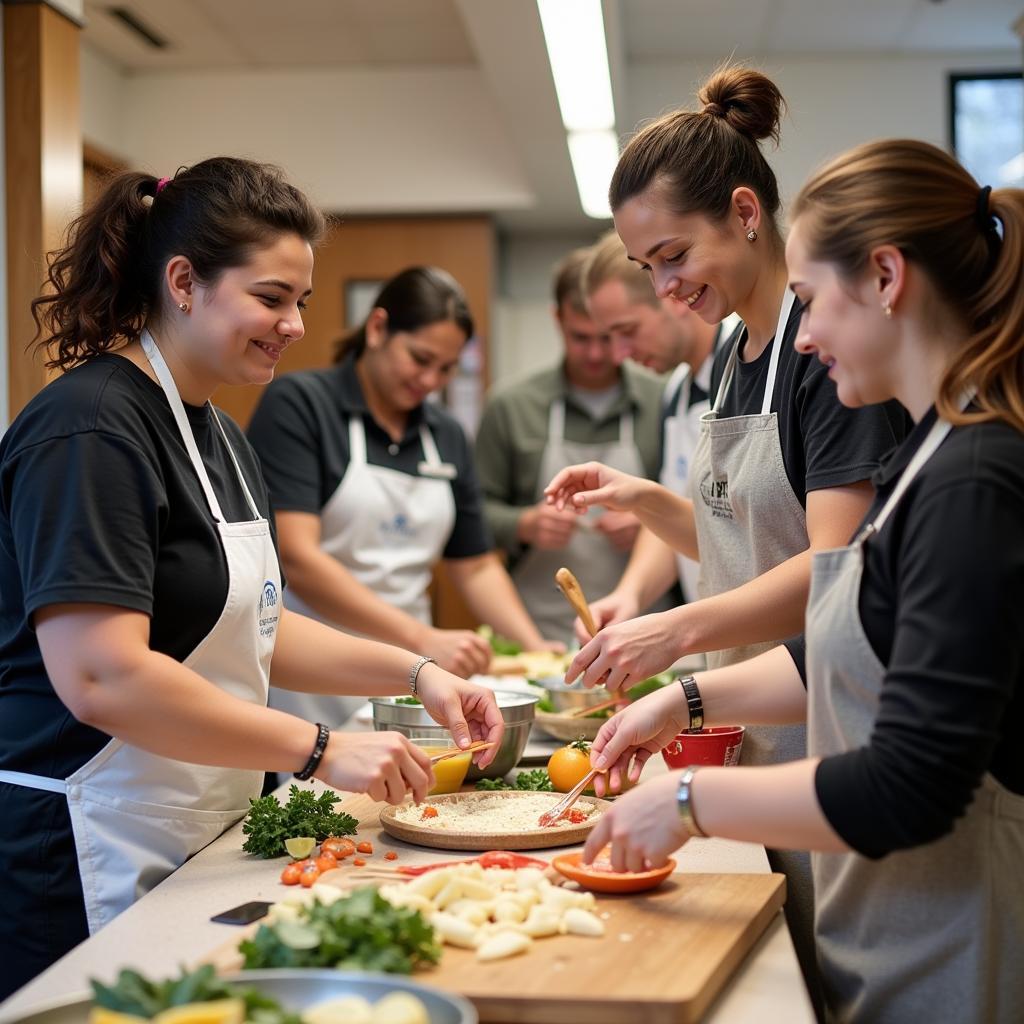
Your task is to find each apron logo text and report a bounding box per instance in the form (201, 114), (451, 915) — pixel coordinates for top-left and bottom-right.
(258, 579), (279, 638)
(380, 513), (418, 539)
(699, 472), (735, 520)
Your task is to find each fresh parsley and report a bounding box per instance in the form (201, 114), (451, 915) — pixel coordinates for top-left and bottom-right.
(239, 888), (440, 974)
(476, 624), (522, 656)
(241, 785), (357, 859)
(475, 768), (553, 791)
(393, 696), (422, 705)
(90, 965), (303, 1024)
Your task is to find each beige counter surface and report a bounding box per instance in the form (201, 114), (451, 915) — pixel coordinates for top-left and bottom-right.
(0, 772), (815, 1024)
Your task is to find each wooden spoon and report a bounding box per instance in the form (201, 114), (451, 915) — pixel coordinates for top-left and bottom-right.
(555, 566), (599, 639)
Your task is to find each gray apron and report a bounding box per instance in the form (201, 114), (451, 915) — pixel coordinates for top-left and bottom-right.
(512, 397), (647, 644)
(806, 413), (1024, 1023)
(688, 288), (818, 1002)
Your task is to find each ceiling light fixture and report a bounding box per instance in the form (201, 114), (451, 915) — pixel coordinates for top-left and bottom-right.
(538, 0), (617, 219)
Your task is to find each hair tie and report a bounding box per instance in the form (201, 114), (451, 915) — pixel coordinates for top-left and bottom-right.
(703, 101), (726, 119)
(975, 185), (993, 232)
(155, 176), (171, 195)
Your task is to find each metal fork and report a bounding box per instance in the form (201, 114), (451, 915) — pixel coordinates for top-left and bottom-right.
(537, 767), (603, 827)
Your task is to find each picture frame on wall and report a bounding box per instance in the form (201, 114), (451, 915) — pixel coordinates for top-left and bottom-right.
(344, 279), (385, 328)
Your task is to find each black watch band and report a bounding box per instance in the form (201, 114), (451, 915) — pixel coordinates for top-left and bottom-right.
(295, 722), (330, 781)
(679, 675), (704, 733)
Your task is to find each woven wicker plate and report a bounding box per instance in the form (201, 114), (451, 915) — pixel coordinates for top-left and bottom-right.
(379, 791), (610, 851)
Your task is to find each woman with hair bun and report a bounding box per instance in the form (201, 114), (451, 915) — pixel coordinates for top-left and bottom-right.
(546, 66), (910, 997)
(248, 266), (553, 730)
(579, 139), (1024, 1022)
(0, 160), (503, 998)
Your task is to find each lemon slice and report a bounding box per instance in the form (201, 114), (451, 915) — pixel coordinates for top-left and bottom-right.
(152, 999), (245, 1024)
(284, 836), (317, 859)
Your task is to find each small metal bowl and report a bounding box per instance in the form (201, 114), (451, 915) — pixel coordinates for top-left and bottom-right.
(533, 674), (614, 714)
(370, 690), (538, 781)
(5, 969), (476, 1024)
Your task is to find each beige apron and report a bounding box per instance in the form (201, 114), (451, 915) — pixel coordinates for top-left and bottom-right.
(0, 330), (279, 934)
(273, 413), (456, 726)
(687, 289), (819, 1004)
(806, 413), (1024, 1022)
(512, 398), (646, 645)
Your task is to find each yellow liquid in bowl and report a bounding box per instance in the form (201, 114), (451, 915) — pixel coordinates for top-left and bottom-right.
(423, 748), (472, 794)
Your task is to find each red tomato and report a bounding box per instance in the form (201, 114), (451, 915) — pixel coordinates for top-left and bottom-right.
(384, 851), (398, 861)
(567, 808), (588, 824)
(321, 837), (356, 859)
(353, 857), (367, 867)
(315, 852), (338, 872)
(299, 864), (321, 887)
(356, 841), (373, 855)
(420, 806), (438, 820)
(280, 863), (302, 886)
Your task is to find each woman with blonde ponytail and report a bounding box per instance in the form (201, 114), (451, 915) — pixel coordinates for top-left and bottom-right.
(578, 139), (1024, 1022)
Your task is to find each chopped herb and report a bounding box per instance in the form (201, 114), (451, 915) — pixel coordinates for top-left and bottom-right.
(241, 785), (357, 859)
(393, 696), (422, 705)
(240, 888), (440, 974)
(477, 624), (523, 656)
(475, 768), (554, 792)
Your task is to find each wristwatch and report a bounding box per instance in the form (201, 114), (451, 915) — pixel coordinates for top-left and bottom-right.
(676, 766), (706, 837)
(678, 675), (704, 733)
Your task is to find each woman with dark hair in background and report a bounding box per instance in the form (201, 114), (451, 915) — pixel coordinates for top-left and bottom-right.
(248, 267), (553, 728)
(544, 66), (911, 1006)
(580, 137), (1024, 1023)
(0, 163), (502, 999)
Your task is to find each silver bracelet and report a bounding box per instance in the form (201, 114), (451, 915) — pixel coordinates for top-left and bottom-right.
(676, 766), (706, 837)
(408, 655), (436, 697)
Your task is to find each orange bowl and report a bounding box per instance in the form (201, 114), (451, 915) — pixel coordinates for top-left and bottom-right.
(551, 851), (676, 893)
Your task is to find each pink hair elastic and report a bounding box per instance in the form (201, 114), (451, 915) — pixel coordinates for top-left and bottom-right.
(155, 177), (171, 194)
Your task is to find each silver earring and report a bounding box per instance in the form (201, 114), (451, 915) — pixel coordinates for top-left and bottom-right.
(882, 302), (892, 319)
(178, 302), (189, 313)
(746, 228), (757, 243)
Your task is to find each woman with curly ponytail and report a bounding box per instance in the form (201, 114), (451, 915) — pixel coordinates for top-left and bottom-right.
(575, 140), (1024, 1022)
(0, 159), (504, 997)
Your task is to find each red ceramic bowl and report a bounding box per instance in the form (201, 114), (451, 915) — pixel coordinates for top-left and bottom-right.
(661, 726), (745, 769)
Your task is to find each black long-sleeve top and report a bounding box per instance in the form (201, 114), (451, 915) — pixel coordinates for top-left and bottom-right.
(786, 407), (1024, 859)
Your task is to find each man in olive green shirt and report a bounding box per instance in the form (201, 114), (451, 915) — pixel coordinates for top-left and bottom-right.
(474, 247), (666, 644)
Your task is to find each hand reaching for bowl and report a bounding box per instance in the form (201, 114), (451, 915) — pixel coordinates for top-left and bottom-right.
(588, 684), (690, 797)
(414, 662), (505, 769)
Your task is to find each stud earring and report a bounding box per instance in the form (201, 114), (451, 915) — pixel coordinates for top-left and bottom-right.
(746, 228), (757, 243)
(882, 302), (892, 319)
(178, 302), (190, 313)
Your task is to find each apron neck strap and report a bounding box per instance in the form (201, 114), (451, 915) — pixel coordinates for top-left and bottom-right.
(663, 362), (692, 416)
(549, 398), (567, 441)
(348, 415), (368, 466)
(418, 423), (442, 467)
(141, 330), (226, 522)
(712, 288), (796, 416)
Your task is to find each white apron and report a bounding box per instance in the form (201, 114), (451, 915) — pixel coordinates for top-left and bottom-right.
(272, 413), (456, 726)
(687, 289), (819, 1004)
(659, 314), (740, 601)
(0, 330), (280, 934)
(806, 412), (1024, 1023)
(512, 398), (648, 645)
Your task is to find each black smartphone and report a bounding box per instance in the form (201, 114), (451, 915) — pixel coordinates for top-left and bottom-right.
(210, 900), (273, 925)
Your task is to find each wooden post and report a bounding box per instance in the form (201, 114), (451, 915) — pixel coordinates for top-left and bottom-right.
(4, 1), (82, 419)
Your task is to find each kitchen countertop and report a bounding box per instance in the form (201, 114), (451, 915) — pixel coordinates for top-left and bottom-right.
(0, 775), (815, 1022)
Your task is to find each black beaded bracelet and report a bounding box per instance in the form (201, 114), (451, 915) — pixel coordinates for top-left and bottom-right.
(679, 675), (704, 733)
(294, 722), (330, 781)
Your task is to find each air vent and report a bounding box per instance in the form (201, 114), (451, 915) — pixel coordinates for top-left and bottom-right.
(107, 6), (168, 49)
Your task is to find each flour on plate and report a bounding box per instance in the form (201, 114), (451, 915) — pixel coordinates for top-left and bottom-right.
(395, 794), (597, 833)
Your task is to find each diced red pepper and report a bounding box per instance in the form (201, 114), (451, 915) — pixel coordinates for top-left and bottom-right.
(384, 851), (398, 861)
(353, 857), (367, 867)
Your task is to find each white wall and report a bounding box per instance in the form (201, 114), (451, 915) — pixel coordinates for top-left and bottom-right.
(93, 64), (534, 216)
(627, 50), (1020, 215)
(81, 43), (127, 159)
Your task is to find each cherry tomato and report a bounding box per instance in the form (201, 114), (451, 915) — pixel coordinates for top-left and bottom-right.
(356, 841), (373, 855)
(421, 806), (438, 820)
(547, 740), (594, 792)
(353, 857), (367, 867)
(315, 852), (338, 872)
(280, 863), (302, 886)
(321, 837), (356, 859)
(299, 864), (321, 887)
(384, 851), (398, 861)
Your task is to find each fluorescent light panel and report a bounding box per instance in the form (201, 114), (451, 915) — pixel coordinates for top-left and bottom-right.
(537, 0), (615, 132)
(568, 130), (618, 220)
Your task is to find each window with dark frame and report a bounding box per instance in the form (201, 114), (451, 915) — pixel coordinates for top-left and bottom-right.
(949, 71), (1023, 188)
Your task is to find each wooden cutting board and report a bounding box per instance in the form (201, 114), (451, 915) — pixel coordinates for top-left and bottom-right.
(207, 870), (785, 1024)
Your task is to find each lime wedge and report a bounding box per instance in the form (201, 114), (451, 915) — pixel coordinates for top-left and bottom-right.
(284, 836), (316, 859)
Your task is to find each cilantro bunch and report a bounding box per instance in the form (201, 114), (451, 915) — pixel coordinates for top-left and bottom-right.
(241, 785), (357, 859)
(475, 768), (553, 791)
(90, 965), (302, 1024)
(240, 888), (440, 974)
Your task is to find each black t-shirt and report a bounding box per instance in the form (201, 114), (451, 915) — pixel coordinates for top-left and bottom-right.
(0, 355), (281, 779)
(247, 356), (492, 560)
(710, 301), (912, 501)
(787, 409), (1024, 859)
